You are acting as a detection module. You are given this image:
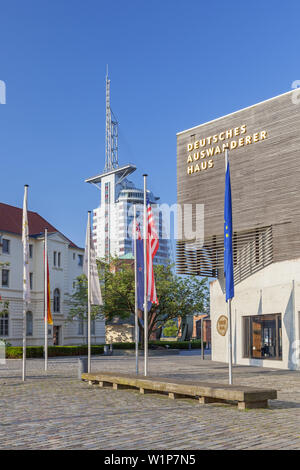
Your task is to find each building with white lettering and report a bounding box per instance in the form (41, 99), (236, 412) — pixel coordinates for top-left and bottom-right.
(177, 89), (300, 370)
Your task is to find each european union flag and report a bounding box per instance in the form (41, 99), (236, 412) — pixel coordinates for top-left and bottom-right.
(224, 161), (234, 302)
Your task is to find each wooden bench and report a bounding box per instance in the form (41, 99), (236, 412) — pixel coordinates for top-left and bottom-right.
(81, 371), (277, 410)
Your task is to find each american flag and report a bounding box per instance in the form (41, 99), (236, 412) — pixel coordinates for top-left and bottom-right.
(146, 200), (159, 305)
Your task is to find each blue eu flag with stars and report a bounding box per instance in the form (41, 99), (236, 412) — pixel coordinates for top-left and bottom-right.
(224, 161), (234, 302)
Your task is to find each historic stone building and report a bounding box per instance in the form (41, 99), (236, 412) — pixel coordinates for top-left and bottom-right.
(0, 202), (105, 346)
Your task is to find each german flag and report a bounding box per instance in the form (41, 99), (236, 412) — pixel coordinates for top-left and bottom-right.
(44, 252), (53, 325)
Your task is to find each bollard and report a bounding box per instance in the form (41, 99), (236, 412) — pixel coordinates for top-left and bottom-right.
(78, 357), (88, 379)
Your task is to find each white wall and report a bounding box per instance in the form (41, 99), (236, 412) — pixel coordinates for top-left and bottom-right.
(211, 258), (300, 370)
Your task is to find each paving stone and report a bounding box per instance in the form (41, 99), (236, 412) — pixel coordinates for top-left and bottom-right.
(0, 355), (299, 449)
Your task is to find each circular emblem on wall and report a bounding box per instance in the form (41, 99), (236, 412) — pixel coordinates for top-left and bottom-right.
(217, 315), (228, 336)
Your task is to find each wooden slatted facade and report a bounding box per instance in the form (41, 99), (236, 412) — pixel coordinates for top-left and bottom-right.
(177, 89), (300, 281)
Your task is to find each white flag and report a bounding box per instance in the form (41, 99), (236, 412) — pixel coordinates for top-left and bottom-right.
(22, 186), (30, 303)
(83, 219), (103, 306)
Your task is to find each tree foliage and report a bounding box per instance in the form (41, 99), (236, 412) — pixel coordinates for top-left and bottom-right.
(99, 258), (135, 321)
(99, 258), (209, 340)
(162, 319), (179, 338)
(66, 274), (103, 322)
(66, 258), (209, 342)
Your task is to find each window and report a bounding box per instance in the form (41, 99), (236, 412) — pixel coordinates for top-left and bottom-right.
(29, 244), (33, 258)
(1, 269), (9, 287)
(53, 251), (57, 266)
(78, 254), (83, 266)
(29, 273), (33, 290)
(78, 317), (84, 335)
(53, 288), (60, 313)
(91, 320), (95, 335)
(243, 314), (282, 360)
(2, 239), (10, 254)
(0, 313), (9, 336)
(58, 252), (61, 267)
(26, 311), (33, 336)
(73, 253), (75, 260)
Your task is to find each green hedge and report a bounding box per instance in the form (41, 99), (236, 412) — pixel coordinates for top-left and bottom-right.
(108, 340), (206, 350)
(109, 342), (136, 350)
(5, 340), (205, 358)
(6, 346), (44, 358)
(148, 340), (206, 350)
(6, 345), (104, 359)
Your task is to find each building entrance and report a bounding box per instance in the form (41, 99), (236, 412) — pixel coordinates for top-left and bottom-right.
(243, 314), (282, 360)
(53, 325), (61, 346)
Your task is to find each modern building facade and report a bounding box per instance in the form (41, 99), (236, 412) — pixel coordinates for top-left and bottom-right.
(86, 166), (170, 264)
(0, 202), (105, 346)
(177, 88), (300, 370)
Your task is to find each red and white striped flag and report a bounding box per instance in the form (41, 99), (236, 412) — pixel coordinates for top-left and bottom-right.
(146, 201), (159, 305)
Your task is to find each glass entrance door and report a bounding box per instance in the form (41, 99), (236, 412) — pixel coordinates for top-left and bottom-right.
(243, 314), (282, 360)
(252, 320), (262, 358)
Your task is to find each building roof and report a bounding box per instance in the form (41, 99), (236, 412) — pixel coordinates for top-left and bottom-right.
(85, 164), (137, 185)
(0, 202), (79, 248)
(119, 253), (134, 260)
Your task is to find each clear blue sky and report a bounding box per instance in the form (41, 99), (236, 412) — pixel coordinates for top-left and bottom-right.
(1, 0), (299, 247)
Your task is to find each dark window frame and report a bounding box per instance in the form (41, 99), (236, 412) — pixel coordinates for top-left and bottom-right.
(1, 269), (9, 287)
(0, 313), (9, 336)
(243, 313), (282, 361)
(53, 288), (60, 313)
(26, 311), (33, 336)
(2, 239), (10, 254)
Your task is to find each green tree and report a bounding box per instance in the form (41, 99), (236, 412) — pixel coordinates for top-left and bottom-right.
(162, 319), (179, 338)
(99, 258), (209, 343)
(65, 274), (103, 342)
(100, 258), (135, 321)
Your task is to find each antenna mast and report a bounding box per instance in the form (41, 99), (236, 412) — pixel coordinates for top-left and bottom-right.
(105, 66), (119, 171)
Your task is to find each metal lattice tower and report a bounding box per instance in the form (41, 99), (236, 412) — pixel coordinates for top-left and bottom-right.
(104, 67), (119, 171)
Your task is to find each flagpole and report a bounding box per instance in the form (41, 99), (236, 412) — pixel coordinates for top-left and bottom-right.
(143, 174), (148, 376)
(22, 184), (29, 382)
(44, 228), (48, 371)
(225, 149), (233, 385)
(22, 303), (27, 382)
(134, 204), (139, 375)
(87, 211), (91, 374)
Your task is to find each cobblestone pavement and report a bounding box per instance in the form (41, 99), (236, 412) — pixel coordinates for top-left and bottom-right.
(0, 354), (300, 450)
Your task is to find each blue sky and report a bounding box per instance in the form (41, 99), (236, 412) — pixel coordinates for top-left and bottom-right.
(1, 0), (299, 247)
